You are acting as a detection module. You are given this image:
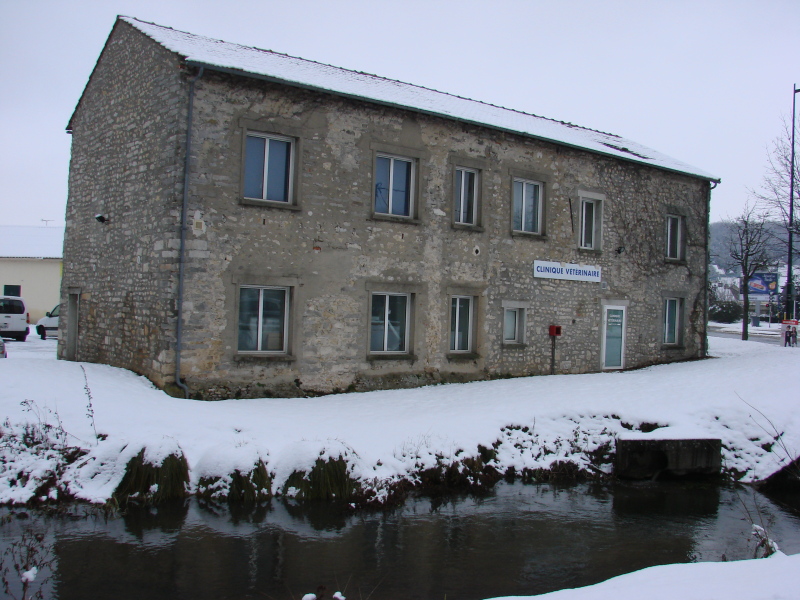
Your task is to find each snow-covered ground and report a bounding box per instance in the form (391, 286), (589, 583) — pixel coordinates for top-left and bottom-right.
(1, 336), (799, 507)
(489, 552), (800, 600)
(708, 320), (784, 337)
(1, 335), (799, 600)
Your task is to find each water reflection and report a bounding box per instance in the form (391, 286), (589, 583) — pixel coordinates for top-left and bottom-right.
(2, 482), (799, 600)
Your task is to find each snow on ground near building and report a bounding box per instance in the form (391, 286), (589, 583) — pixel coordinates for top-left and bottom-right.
(488, 551), (800, 600)
(708, 320), (784, 337)
(0, 337), (799, 507)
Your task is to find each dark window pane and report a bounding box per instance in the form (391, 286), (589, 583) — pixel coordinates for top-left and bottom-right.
(370, 294), (387, 351)
(582, 201), (594, 248)
(387, 295), (407, 351)
(375, 157), (391, 214)
(238, 288), (261, 351)
(665, 299), (678, 344)
(455, 170), (464, 222)
(667, 217), (680, 258)
(504, 309), (518, 341)
(513, 180), (524, 230)
(244, 136), (266, 199)
(525, 183), (539, 232)
(266, 139), (291, 202)
(391, 159), (411, 216)
(261, 288), (286, 351)
(451, 297), (471, 351)
(464, 170), (475, 224)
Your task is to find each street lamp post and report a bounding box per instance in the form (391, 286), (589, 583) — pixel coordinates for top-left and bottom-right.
(785, 84), (800, 320)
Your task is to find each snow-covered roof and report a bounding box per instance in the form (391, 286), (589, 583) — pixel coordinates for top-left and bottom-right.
(119, 17), (718, 182)
(0, 226), (64, 259)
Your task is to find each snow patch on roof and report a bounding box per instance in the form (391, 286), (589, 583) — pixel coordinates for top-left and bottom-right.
(0, 226), (64, 259)
(120, 16), (717, 182)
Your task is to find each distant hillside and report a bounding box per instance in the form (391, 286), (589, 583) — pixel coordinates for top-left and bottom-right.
(709, 221), (797, 274)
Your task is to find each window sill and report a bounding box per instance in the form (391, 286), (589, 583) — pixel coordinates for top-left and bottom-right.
(241, 198), (301, 210)
(235, 353), (296, 363)
(661, 344), (685, 351)
(367, 353), (417, 362)
(446, 352), (481, 361)
(452, 223), (484, 233)
(577, 247), (602, 255)
(511, 230), (546, 240)
(369, 213), (420, 225)
(501, 342), (527, 349)
(664, 258), (686, 265)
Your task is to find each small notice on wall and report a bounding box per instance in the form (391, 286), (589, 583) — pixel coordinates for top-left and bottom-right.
(533, 260), (602, 283)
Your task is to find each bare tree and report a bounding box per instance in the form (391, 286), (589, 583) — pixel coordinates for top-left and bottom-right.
(726, 204), (773, 340)
(752, 117), (800, 315)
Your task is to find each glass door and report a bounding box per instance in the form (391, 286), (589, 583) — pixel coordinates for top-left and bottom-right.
(602, 306), (626, 369)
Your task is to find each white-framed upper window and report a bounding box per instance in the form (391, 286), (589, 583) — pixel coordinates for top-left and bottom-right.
(238, 286), (290, 353)
(503, 307), (524, 343)
(512, 178), (542, 234)
(663, 297), (682, 345)
(666, 214), (683, 260)
(454, 167), (478, 225)
(370, 292), (410, 353)
(580, 198), (599, 249)
(243, 133), (294, 203)
(374, 154), (414, 217)
(450, 296), (474, 352)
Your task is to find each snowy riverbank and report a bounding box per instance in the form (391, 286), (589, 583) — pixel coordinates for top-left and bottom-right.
(1, 336), (799, 506)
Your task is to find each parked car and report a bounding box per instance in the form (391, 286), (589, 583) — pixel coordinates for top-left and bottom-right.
(0, 336), (7, 358)
(35, 304), (60, 340)
(0, 295), (29, 342)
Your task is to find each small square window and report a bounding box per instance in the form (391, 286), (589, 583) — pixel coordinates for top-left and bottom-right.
(513, 178), (542, 234)
(238, 286), (290, 353)
(375, 155), (414, 217)
(370, 292), (410, 353)
(503, 308), (524, 343)
(3, 285), (21, 297)
(579, 198), (600, 250)
(243, 133), (294, 203)
(454, 168), (478, 225)
(450, 296), (474, 352)
(666, 215), (683, 260)
(663, 297), (683, 345)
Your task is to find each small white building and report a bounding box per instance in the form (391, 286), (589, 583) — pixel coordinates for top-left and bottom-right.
(0, 226), (64, 322)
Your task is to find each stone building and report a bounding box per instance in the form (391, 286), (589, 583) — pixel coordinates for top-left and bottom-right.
(61, 17), (719, 398)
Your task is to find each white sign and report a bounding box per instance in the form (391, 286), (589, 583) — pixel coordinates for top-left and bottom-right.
(533, 260), (602, 282)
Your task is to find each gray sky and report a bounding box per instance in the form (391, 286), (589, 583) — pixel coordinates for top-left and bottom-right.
(1, 0), (798, 227)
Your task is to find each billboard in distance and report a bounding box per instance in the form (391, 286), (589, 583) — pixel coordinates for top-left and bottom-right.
(747, 272), (779, 295)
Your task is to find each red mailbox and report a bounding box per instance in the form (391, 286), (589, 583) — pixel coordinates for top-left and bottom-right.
(549, 325), (562, 337)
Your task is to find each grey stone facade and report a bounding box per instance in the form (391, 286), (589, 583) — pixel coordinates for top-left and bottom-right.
(61, 19), (714, 399)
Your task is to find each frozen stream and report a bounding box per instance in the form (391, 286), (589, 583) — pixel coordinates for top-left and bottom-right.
(2, 481), (799, 600)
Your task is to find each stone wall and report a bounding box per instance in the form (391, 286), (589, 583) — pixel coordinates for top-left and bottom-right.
(176, 70), (709, 398)
(59, 21), (188, 385)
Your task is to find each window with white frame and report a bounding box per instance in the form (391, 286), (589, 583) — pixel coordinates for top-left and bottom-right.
(454, 167), (478, 225)
(512, 178), (542, 233)
(243, 133), (293, 203)
(370, 292), (410, 353)
(663, 297), (683, 345)
(665, 214), (683, 260)
(238, 286), (290, 353)
(503, 307), (524, 343)
(374, 154), (414, 217)
(450, 296), (474, 352)
(580, 198), (600, 250)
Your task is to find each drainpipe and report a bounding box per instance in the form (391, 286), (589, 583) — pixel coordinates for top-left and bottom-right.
(175, 66), (204, 398)
(703, 180), (718, 358)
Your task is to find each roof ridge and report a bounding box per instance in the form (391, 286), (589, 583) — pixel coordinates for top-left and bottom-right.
(122, 16), (622, 140)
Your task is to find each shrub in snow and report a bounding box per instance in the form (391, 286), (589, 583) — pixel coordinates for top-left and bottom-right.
(709, 301), (743, 323)
(114, 448), (189, 504)
(282, 456), (358, 502)
(196, 460), (272, 503)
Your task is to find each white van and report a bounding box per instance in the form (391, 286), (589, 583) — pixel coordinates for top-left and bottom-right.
(0, 296), (29, 341)
(35, 304), (60, 340)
